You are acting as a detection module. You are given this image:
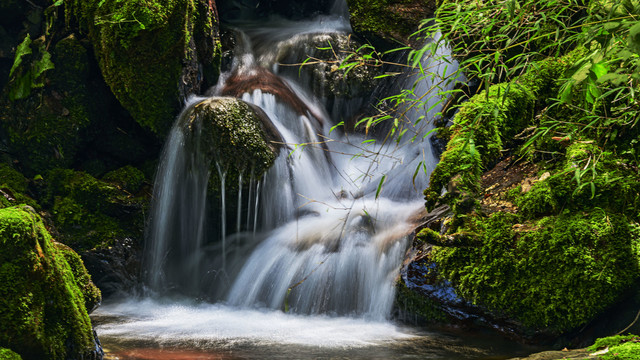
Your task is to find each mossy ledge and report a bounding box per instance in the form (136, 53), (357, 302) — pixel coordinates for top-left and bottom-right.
(0, 205), (102, 360)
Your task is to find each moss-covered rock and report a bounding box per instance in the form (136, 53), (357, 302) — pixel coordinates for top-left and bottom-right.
(430, 211), (640, 334)
(65, 0), (222, 135)
(0, 164), (37, 210)
(0, 205), (101, 360)
(588, 334), (640, 359)
(102, 165), (146, 194)
(180, 97), (281, 185)
(45, 168), (147, 251)
(53, 242), (102, 312)
(0, 348), (22, 360)
(424, 51), (580, 214)
(346, 0), (436, 49)
(0, 34), (116, 176)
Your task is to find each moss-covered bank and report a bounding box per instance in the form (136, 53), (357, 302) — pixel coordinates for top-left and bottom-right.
(0, 205), (101, 360)
(401, 0), (640, 342)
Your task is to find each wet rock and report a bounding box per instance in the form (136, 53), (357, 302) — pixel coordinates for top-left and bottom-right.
(346, 0), (437, 50)
(81, 237), (140, 299)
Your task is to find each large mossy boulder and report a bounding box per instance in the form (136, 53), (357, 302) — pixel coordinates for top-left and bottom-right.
(0, 205), (102, 360)
(65, 0), (222, 136)
(346, 0), (436, 49)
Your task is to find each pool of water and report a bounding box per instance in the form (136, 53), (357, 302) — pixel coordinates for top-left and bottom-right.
(93, 298), (541, 360)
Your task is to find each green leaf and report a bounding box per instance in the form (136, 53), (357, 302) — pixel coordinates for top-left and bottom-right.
(590, 62), (608, 79)
(329, 121), (344, 135)
(9, 35), (32, 78)
(558, 79), (574, 103)
(375, 175), (386, 199)
(9, 71), (33, 101)
(32, 47), (55, 87)
(53, 0), (64, 6)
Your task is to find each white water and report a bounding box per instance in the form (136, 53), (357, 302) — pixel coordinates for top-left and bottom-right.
(101, 0), (460, 351)
(94, 299), (413, 348)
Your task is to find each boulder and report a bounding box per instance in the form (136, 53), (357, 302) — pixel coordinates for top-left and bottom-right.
(179, 97), (283, 182)
(0, 205), (102, 360)
(346, 0), (437, 50)
(65, 0), (223, 135)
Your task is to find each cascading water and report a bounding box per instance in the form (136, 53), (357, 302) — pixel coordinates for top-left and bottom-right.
(89, 2), (531, 358)
(143, 6), (451, 316)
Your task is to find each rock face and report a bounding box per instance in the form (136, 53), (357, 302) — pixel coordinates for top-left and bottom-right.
(346, 0), (437, 49)
(66, 0), (222, 135)
(0, 205), (102, 360)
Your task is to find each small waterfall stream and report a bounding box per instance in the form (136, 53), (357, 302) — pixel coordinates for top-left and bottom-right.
(88, 2), (531, 358)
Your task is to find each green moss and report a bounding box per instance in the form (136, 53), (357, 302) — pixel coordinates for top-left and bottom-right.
(0, 206), (97, 360)
(516, 180), (557, 219)
(0, 35), (109, 175)
(0, 348), (22, 360)
(0, 164), (27, 193)
(0, 164), (37, 210)
(53, 242), (101, 312)
(66, 0), (222, 135)
(431, 211), (640, 333)
(537, 144), (640, 217)
(589, 334), (640, 351)
(185, 97), (279, 190)
(587, 334), (640, 360)
(102, 165), (146, 194)
(52, 196), (125, 250)
(346, 0), (436, 48)
(45, 168), (146, 250)
(424, 136), (482, 212)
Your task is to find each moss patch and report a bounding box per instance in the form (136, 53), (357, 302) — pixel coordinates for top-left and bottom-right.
(588, 334), (640, 359)
(431, 211), (640, 333)
(66, 0), (222, 135)
(0, 205), (98, 360)
(0, 348), (22, 360)
(45, 168), (147, 251)
(346, 0), (436, 49)
(102, 165), (146, 194)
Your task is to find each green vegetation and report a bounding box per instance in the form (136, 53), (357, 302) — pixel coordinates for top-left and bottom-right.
(430, 211), (640, 332)
(186, 97), (280, 191)
(6, 34), (54, 101)
(0, 348), (22, 360)
(419, 0), (640, 334)
(103, 165), (146, 194)
(588, 334), (640, 359)
(0, 206), (98, 360)
(346, 0), (436, 48)
(1, 34), (112, 175)
(339, 0), (640, 336)
(65, 0), (222, 135)
(45, 168), (146, 250)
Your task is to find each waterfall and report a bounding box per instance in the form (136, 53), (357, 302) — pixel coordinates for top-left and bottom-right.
(143, 1), (453, 320)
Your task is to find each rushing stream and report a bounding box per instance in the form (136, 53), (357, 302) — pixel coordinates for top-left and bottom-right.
(92, 1), (539, 358)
